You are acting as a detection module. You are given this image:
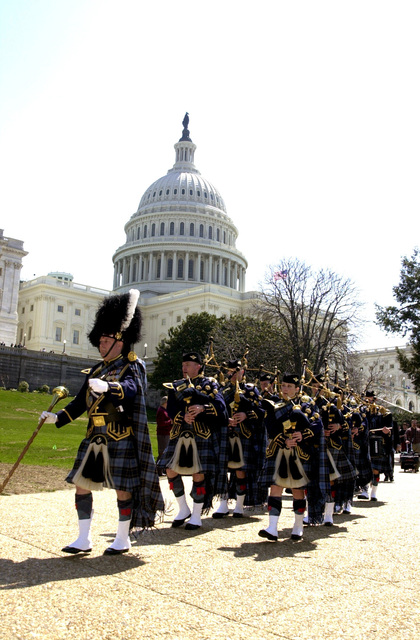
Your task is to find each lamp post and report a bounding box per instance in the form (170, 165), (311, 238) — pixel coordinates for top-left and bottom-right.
(402, 377), (408, 410)
(62, 339), (66, 354)
(143, 343), (148, 360)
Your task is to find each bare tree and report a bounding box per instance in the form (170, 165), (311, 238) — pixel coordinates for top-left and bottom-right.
(256, 258), (365, 375)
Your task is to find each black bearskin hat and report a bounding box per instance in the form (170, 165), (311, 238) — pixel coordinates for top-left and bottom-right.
(88, 289), (141, 354)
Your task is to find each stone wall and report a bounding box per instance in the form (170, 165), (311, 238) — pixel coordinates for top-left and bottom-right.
(0, 345), (161, 408)
(0, 345), (97, 395)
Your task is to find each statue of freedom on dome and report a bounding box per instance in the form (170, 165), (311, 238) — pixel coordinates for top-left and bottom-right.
(179, 112), (192, 142)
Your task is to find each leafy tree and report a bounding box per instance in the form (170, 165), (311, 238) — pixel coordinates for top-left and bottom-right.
(148, 312), (218, 390)
(376, 248), (420, 394)
(209, 314), (290, 382)
(257, 258), (364, 376)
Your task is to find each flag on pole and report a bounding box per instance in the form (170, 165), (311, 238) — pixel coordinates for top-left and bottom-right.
(273, 270), (288, 281)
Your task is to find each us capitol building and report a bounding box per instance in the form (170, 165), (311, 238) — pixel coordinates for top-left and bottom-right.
(3, 115), (418, 412)
(10, 115), (257, 361)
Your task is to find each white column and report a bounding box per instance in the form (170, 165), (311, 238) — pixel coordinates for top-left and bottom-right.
(160, 252), (165, 280)
(148, 253), (153, 281)
(129, 256), (133, 283)
(197, 252), (202, 281)
(172, 252), (177, 280)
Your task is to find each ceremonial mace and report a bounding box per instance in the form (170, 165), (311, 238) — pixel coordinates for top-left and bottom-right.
(0, 385), (69, 494)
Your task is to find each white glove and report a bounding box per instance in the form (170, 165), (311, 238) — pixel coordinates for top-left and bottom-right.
(89, 378), (109, 394)
(40, 411), (57, 424)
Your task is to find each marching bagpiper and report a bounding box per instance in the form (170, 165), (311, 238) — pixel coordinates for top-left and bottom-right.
(212, 358), (266, 518)
(258, 373), (322, 541)
(40, 290), (164, 555)
(159, 352), (229, 530)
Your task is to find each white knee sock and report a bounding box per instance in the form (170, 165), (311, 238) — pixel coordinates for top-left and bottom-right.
(109, 519), (131, 551)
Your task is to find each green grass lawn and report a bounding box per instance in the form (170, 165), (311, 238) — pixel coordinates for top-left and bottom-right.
(0, 389), (159, 468)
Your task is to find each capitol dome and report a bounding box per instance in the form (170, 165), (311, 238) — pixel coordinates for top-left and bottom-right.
(112, 115), (248, 297)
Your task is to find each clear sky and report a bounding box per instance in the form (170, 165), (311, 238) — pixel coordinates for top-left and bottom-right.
(1, 0), (418, 350)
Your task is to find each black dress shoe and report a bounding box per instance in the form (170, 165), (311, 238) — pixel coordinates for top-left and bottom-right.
(171, 515), (191, 528)
(62, 546), (92, 554)
(290, 533), (303, 541)
(103, 547), (129, 555)
(232, 512), (243, 518)
(184, 523), (201, 530)
(212, 511), (229, 519)
(258, 529), (278, 541)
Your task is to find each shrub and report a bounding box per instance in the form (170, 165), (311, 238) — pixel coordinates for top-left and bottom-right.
(18, 380), (29, 393)
(37, 384), (50, 394)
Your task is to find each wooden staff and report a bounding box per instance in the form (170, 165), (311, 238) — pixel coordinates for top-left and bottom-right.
(0, 385), (69, 493)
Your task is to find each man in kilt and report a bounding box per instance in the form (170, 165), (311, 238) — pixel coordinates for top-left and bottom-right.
(40, 290), (164, 555)
(357, 391), (393, 502)
(342, 398), (370, 512)
(311, 375), (357, 526)
(212, 359), (266, 519)
(159, 352), (229, 530)
(258, 373), (321, 542)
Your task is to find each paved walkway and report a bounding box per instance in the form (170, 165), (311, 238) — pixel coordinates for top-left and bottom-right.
(1, 460), (419, 640)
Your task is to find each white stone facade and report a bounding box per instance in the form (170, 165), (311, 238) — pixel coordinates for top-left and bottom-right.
(0, 230), (28, 345)
(356, 345), (419, 413)
(17, 274), (110, 358)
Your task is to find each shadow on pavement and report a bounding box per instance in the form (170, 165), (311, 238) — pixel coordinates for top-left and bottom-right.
(0, 553), (144, 590)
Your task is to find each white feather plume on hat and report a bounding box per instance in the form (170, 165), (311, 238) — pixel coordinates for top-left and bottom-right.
(121, 289), (140, 331)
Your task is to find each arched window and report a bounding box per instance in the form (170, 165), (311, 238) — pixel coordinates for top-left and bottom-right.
(157, 258), (161, 279)
(180, 222), (185, 235)
(188, 259), (194, 279)
(217, 228), (220, 242)
(199, 224), (204, 238)
(209, 226), (213, 240)
(167, 258), (173, 278)
(143, 224), (147, 238)
(160, 222), (165, 236)
(200, 260), (204, 281)
(170, 221), (175, 235)
(137, 227), (141, 240)
(151, 223), (156, 236)
(223, 230), (226, 244)
(190, 223), (194, 236)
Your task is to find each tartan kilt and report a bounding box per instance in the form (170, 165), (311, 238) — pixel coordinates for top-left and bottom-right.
(66, 433), (141, 492)
(228, 432), (259, 472)
(370, 452), (392, 474)
(258, 450), (311, 491)
(328, 446), (357, 483)
(158, 430), (221, 476)
(353, 446), (373, 485)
